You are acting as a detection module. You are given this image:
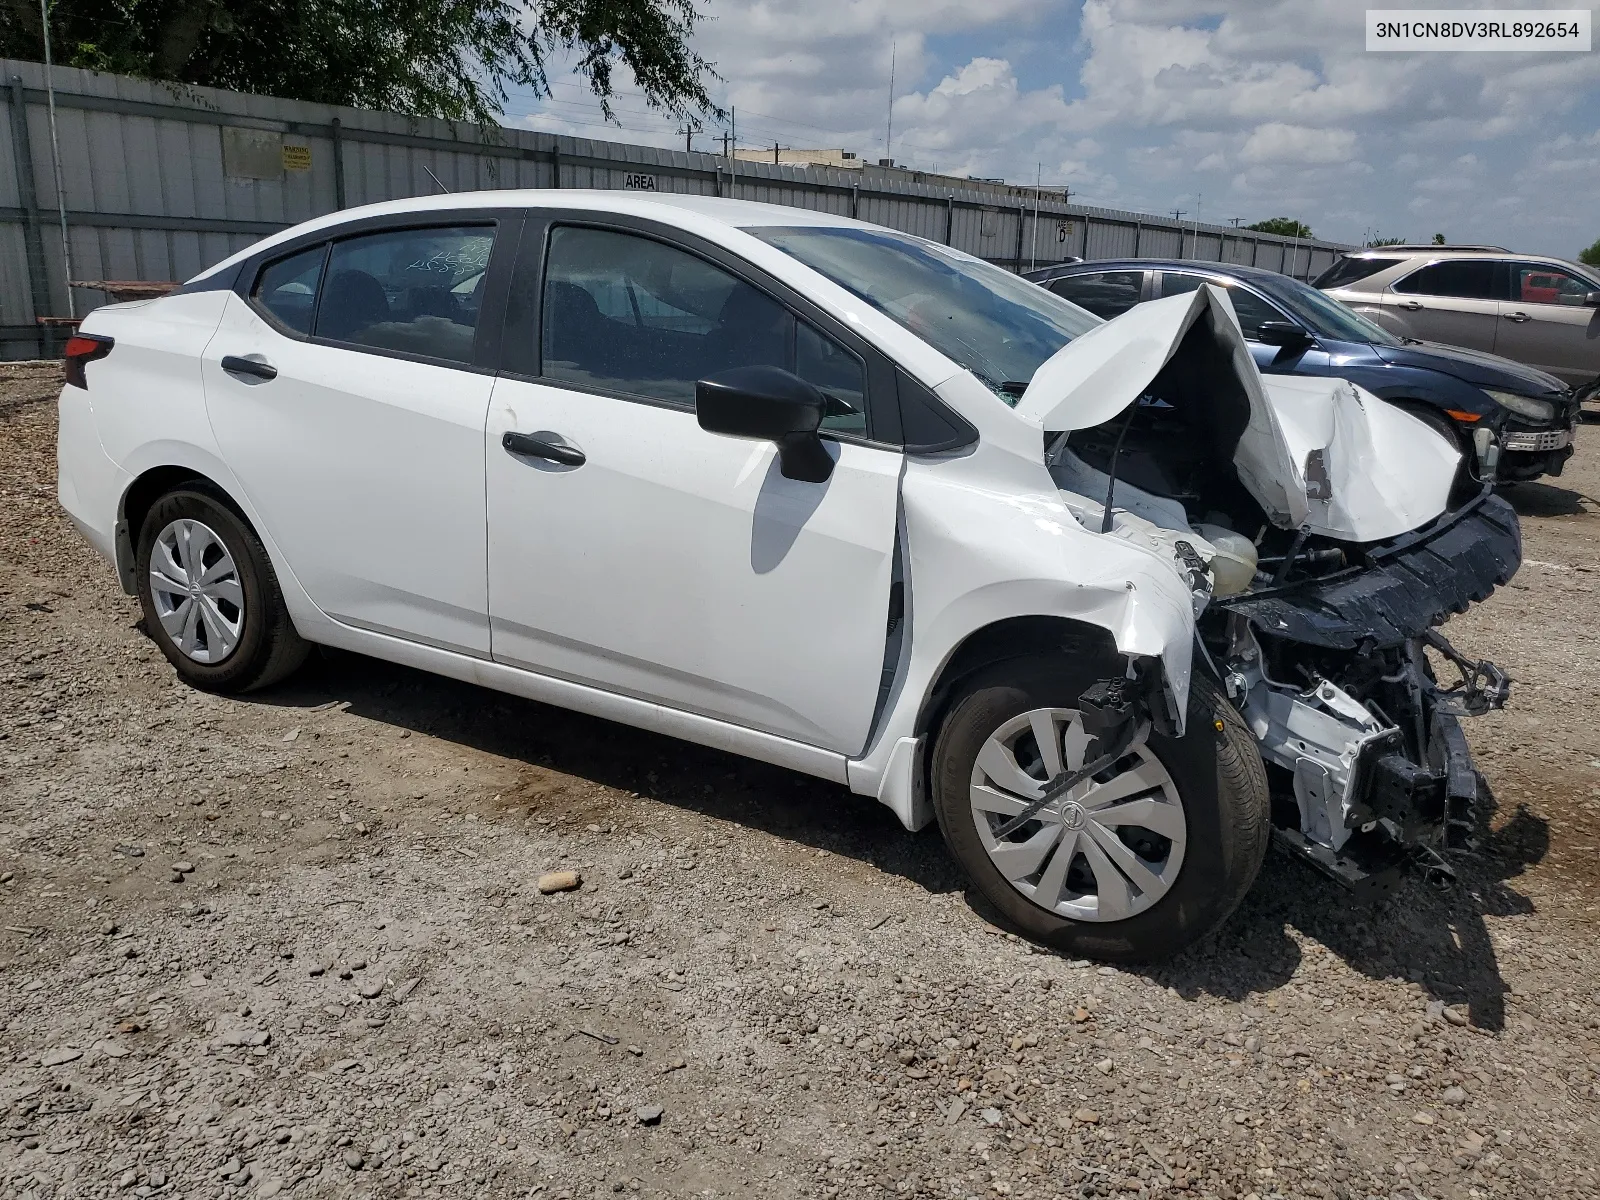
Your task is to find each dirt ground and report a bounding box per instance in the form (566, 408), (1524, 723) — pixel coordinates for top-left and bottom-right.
(2, 358), (1598, 1200)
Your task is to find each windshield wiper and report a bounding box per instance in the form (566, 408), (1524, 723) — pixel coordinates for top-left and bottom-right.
(999, 381), (1029, 398)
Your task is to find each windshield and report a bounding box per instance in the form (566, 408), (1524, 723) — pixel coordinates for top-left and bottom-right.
(1266, 276), (1402, 346)
(746, 225), (1100, 401)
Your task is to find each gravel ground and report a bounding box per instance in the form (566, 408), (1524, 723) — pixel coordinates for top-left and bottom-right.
(2, 358), (1598, 1200)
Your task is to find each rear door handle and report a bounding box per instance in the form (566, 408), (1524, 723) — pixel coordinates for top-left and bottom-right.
(1502, 310), (1531, 323)
(502, 430), (586, 467)
(1397, 300), (1424, 311)
(221, 355), (278, 381)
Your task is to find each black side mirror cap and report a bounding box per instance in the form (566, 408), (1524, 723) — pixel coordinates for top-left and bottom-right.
(696, 365), (834, 483)
(1256, 320), (1313, 347)
(1583, 290), (1600, 307)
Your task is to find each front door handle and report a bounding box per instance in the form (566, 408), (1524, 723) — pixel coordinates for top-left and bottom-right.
(1396, 300), (1424, 311)
(502, 430), (586, 467)
(221, 355), (278, 381)
(1502, 310), (1531, 323)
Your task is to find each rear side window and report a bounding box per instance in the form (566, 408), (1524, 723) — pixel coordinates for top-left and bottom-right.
(1048, 270), (1143, 319)
(1392, 260), (1504, 300)
(313, 225), (495, 363)
(251, 246), (325, 334)
(1313, 256), (1402, 290)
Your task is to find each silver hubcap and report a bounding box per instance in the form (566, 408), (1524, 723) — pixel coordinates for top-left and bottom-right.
(148, 519), (245, 664)
(970, 707), (1187, 923)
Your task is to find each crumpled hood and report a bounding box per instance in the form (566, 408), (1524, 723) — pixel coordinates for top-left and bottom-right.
(1014, 285), (1458, 542)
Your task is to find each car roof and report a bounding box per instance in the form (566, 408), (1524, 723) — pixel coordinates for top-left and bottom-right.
(1030, 259), (1293, 285)
(1334, 247), (1588, 268)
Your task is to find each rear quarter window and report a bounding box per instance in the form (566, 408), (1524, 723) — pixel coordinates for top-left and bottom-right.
(251, 246), (326, 334)
(1312, 256), (1403, 290)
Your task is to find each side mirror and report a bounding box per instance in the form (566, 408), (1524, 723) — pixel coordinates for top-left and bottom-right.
(1256, 320), (1313, 347)
(696, 365), (834, 483)
(1583, 290), (1600, 307)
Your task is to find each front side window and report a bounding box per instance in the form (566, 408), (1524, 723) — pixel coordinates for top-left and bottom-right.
(251, 245), (325, 335)
(1048, 271), (1143, 319)
(540, 225), (866, 433)
(1158, 273), (1281, 337)
(1511, 262), (1596, 306)
(1391, 260), (1503, 300)
(313, 225), (494, 363)
(747, 225), (1099, 402)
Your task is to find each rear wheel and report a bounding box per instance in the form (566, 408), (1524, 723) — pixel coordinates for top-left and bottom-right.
(931, 657), (1269, 962)
(135, 487), (309, 692)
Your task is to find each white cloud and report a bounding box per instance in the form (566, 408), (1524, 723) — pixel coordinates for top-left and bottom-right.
(1239, 122), (1357, 165)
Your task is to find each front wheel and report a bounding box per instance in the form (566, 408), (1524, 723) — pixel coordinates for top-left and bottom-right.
(931, 658), (1269, 963)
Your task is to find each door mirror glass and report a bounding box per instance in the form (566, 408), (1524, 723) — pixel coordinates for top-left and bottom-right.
(697, 366), (833, 483)
(1256, 320), (1312, 347)
(1585, 291), (1600, 307)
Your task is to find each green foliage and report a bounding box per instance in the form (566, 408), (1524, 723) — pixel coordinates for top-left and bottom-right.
(1245, 217), (1313, 238)
(1580, 238), (1600, 267)
(2, 0), (718, 125)
(1367, 237), (1407, 247)
(1432, 233), (1446, 245)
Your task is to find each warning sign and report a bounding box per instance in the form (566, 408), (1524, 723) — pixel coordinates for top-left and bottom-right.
(282, 144), (312, 172)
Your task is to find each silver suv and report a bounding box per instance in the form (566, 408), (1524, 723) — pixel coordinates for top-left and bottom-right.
(1315, 246), (1600, 398)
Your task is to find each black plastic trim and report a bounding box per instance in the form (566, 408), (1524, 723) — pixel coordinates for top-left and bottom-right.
(894, 367), (979, 454)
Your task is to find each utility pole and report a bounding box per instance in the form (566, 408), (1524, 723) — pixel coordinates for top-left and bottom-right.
(885, 40), (896, 164)
(1170, 209), (1187, 257)
(678, 118), (702, 153)
(773, 141), (780, 165)
(1227, 217), (1244, 227)
(39, 0), (74, 317)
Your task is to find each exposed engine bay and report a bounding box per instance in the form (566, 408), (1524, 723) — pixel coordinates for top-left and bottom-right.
(1026, 286), (1520, 894)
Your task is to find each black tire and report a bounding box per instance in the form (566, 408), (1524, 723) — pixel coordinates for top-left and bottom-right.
(1400, 403), (1474, 497)
(135, 487), (309, 693)
(931, 657), (1269, 963)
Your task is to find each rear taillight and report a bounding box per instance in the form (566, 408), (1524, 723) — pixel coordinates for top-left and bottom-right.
(64, 333), (114, 389)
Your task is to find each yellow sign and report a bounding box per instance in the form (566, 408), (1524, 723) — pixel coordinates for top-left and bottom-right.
(282, 144), (312, 171)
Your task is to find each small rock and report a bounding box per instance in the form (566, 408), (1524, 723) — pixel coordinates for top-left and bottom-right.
(168, 870), (185, 884)
(219, 1157), (243, 1177)
(1094, 1058), (1113, 1075)
(258, 1182), (284, 1198)
(1071, 1007), (1092, 1023)
(100, 920), (119, 936)
(148, 1168), (167, 1188)
(1443, 1006), (1469, 1027)
(343, 1150), (364, 1170)
(635, 1104), (664, 1125)
(538, 871), (582, 894)
(1413, 1111), (1436, 1125)
(359, 980), (384, 1000)
(1442, 1086), (1467, 1105)
(283, 728), (300, 742)
(172, 862), (194, 874)
(979, 1107), (1004, 1127)
(118, 1169), (137, 1189)
(40, 1047), (82, 1067)
(1073, 1108), (1101, 1124)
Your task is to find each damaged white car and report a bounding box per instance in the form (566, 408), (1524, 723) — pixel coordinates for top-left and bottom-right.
(56, 194), (1517, 961)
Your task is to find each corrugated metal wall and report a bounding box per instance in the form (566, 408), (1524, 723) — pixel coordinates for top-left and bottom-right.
(0, 57), (1351, 358)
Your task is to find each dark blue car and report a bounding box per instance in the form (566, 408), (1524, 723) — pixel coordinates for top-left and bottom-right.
(1023, 259), (1579, 484)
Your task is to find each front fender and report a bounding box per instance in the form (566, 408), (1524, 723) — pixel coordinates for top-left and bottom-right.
(846, 419), (1199, 826)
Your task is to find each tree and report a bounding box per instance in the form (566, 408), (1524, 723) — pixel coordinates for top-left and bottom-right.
(1, 0), (718, 125)
(1580, 237), (1600, 267)
(1245, 217), (1313, 238)
(1367, 236), (1407, 247)
(1432, 233), (1446, 245)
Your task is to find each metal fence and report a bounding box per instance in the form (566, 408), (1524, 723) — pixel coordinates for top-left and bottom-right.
(1, 57), (1352, 360)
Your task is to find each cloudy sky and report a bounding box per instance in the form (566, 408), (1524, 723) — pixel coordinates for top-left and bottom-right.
(504, 1), (1600, 257)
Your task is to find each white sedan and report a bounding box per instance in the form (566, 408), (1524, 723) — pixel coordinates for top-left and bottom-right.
(57, 192), (1517, 960)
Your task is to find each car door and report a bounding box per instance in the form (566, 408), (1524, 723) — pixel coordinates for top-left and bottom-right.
(1496, 261), (1600, 388)
(1383, 259), (1506, 352)
(203, 216), (514, 657)
(1155, 271), (1332, 374)
(483, 217), (902, 755)
(1045, 269), (1148, 320)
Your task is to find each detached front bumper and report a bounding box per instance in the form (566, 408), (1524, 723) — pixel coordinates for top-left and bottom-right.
(1500, 421), (1576, 480)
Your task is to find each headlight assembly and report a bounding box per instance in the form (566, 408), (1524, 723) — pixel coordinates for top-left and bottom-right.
(1483, 389), (1555, 422)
